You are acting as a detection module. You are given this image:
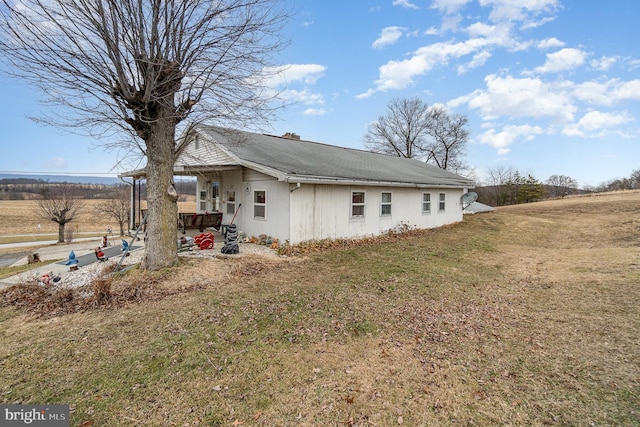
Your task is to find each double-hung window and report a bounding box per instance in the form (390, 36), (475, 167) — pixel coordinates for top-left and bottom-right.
(422, 193), (431, 213)
(439, 193), (446, 212)
(381, 192), (392, 216)
(351, 191), (365, 217)
(254, 190), (266, 219)
(226, 190), (236, 215)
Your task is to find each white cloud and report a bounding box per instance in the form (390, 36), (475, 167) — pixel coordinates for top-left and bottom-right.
(263, 64), (326, 87)
(45, 157), (68, 169)
(430, 0), (471, 14)
(590, 56), (617, 71)
(373, 26), (405, 49)
(359, 37), (500, 97)
(562, 110), (633, 137)
(534, 47), (587, 73)
(303, 108), (327, 116)
(478, 124), (544, 154)
(480, 0), (560, 23)
(425, 13), (463, 35)
(278, 89), (324, 105)
(453, 74), (576, 122)
(536, 37), (564, 49)
(393, 0), (419, 9)
(457, 50), (492, 74)
(572, 79), (640, 106)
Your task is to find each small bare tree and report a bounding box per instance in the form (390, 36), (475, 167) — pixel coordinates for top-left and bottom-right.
(0, 0), (289, 270)
(37, 185), (85, 243)
(487, 166), (515, 206)
(364, 97), (469, 171)
(95, 186), (130, 236)
(546, 174), (578, 198)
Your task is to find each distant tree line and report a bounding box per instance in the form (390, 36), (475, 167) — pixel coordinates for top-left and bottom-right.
(0, 178), (196, 201)
(586, 169), (640, 193)
(0, 178), (120, 200)
(477, 167), (640, 207)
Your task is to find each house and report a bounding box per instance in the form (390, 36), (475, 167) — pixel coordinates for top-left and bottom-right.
(123, 126), (475, 244)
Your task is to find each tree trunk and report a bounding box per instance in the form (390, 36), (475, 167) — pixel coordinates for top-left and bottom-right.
(119, 221), (125, 236)
(143, 115), (179, 270)
(58, 223), (65, 243)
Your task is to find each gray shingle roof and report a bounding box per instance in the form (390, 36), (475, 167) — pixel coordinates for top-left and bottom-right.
(198, 126), (473, 188)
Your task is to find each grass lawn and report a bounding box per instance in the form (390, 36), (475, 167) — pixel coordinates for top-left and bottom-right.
(0, 191), (638, 426)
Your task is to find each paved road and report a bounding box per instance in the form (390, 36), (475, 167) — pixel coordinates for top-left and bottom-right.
(55, 245), (139, 268)
(0, 237), (112, 267)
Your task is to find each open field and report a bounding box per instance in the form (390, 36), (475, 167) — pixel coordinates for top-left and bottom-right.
(0, 191), (639, 426)
(0, 198), (196, 243)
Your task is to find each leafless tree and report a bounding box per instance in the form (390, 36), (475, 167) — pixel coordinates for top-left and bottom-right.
(0, 0), (289, 270)
(95, 186), (130, 236)
(364, 98), (468, 171)
(364, 98), (432, 159)
(629, 169), (640, 189)
(37, 185), (86, 243)
(423, 106), (468, 172)
(546, 174), (578, 198)
(487, 166), (515, 206)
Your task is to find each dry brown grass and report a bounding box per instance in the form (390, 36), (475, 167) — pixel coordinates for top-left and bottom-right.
(0, 198), (196, 237)
(0, 191), (638, 426)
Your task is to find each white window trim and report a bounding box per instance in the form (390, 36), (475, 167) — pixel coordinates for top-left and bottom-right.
(438, 192), (446, 212)
(253, 189), (267, 220)
(422, 192), (431, 214)
(351, 191), (365, 218)
(380, 191), (392, 217)
(226, 189), (236, 216)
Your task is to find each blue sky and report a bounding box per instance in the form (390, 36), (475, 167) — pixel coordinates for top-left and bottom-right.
(1, 0), (639, 188)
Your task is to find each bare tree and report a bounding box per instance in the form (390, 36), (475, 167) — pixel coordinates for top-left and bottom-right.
(95, 186), (130, 236)
(423, 106), (468, 172)
(629, 169), (640, 189)
(546, 174), (578, 198)
(364, 98), (432, 159)
(0, 0), (288, 270)
(37, 185), (85, 243)
(364, 97), (468, 171)
(487, 166), (515, 206)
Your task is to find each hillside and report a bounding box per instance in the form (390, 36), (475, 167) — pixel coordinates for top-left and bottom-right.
(0, 190), (638, 426)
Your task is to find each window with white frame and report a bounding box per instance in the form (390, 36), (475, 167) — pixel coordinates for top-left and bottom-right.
(351, 191), (365, 217)
(422, 193), (431, 213)
(439, 193), (446, 211)
(199, 190), (207, 211)
(254, 190), (266, 219)
(381, 192), (392, 216)
(226, 190), (236, 215)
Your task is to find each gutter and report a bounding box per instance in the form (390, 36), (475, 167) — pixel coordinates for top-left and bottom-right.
(281, 175), (474, 189)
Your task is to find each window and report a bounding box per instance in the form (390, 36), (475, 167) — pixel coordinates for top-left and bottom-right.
(226, 190), (236, 215)
(422, 193), (431, 213)
(199, 190), (207, 211)
(439, 193), (446, 211)
(381, 192), (392, 216)
(351, 191), (365, 217)
(254, 190), (266, 219)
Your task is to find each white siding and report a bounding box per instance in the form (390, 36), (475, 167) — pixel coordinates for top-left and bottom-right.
(219, 168), (291, 241)
(289, 184), (464, 244)
(176, 136), (235, 167)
